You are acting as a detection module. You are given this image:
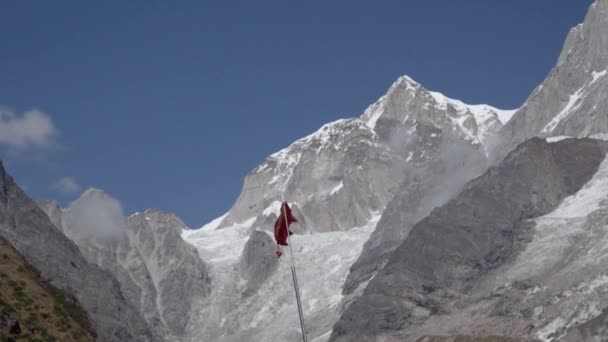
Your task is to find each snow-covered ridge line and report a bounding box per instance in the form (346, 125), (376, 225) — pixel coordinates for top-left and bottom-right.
(198, 212), (228, 230)
(269, 118), (369, 157)
(258, 74), (518, 176)
(362, 74), (518, 130)
(428, 90), (517, 125)
(253, 118), (375, 176)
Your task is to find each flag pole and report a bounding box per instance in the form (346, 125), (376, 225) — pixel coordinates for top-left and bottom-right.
(283, 202), (308, 342)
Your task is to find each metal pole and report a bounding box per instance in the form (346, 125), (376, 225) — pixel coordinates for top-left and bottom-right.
(283, 202), (308, 342)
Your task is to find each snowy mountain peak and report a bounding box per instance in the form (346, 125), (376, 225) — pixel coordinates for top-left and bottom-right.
(361, 74), (422, 130)
(362, 74), (517, 147)
(390, 74), (422, 91)
(218, 73), (519, 233)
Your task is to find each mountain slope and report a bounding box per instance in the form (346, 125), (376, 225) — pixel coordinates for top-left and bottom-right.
(179, 74), (515, 341)
(495, 0), (608, 161)
(218, 75), (514, 236)
(179, 2), (608, 340)
(182, 213), (380, 341)
(331, 137), (608, 342)
(343, 78), (518, 296)
(0, 237), (96, 341)
(211, 75), (516, 307)
(38, 190), (210, 341)
(0, 162), (156, 342)
(14, 1), (603, 341)
(405, 135), (608, 342)
(333, 1), (608, 340)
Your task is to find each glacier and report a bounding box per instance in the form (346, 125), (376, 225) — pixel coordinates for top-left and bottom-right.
(182, 214), (381, 341)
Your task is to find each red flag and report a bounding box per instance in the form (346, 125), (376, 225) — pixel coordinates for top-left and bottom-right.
(274, 202), (297, 247)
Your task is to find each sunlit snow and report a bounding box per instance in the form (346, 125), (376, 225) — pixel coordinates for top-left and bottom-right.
(182, 214), (381, 341)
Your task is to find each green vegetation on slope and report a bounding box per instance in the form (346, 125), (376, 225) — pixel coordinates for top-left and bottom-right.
(0, 239), (96, 342)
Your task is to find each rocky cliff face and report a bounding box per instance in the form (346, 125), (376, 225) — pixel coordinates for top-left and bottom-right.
(331, 137), (608, 341)
(38, 191), (210, 341)
(343, 134), (489, 296)
(496, 0), (608, 160)
(340, 78), (518, 297)
(333, 1), (608, 340)
(0, 163), (155, 342)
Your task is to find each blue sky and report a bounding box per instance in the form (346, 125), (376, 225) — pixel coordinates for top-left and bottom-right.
(0, 0), (594, 228)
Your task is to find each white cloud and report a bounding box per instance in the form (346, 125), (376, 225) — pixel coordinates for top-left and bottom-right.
(52, 177), (81, 194)
(0, 108), (58, 150)
(64, 188), (125, 237)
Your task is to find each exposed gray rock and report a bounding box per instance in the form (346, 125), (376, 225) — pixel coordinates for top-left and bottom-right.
(219, 118), (403, 233)
(126, 209), (211, 335)
(180, 46), (514, 342)
(217, 75), (511, 237)
(0, 162), (156, 342)
(495, 0), (608, 161)
(335, 1), (608, 340)
(38, 190), (210, 340)
(331, 138), (608, 341)
(36, 200), (63, 229)
(239, 230), (278, 297)
(214, 75), (510, 313)
(344, 136), (488, 295)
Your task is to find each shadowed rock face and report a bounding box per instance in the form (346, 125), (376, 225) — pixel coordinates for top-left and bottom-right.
(344, 137), (488, 296)
(0, 162), (157, 342)
(331, 138), (608, 342)
(239, 230), (279, 297)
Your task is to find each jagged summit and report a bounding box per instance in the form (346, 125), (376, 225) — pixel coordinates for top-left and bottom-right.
(217, 71), (509, 236)
(361, 74), (517, 149)
(364, 74), (516, 125)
